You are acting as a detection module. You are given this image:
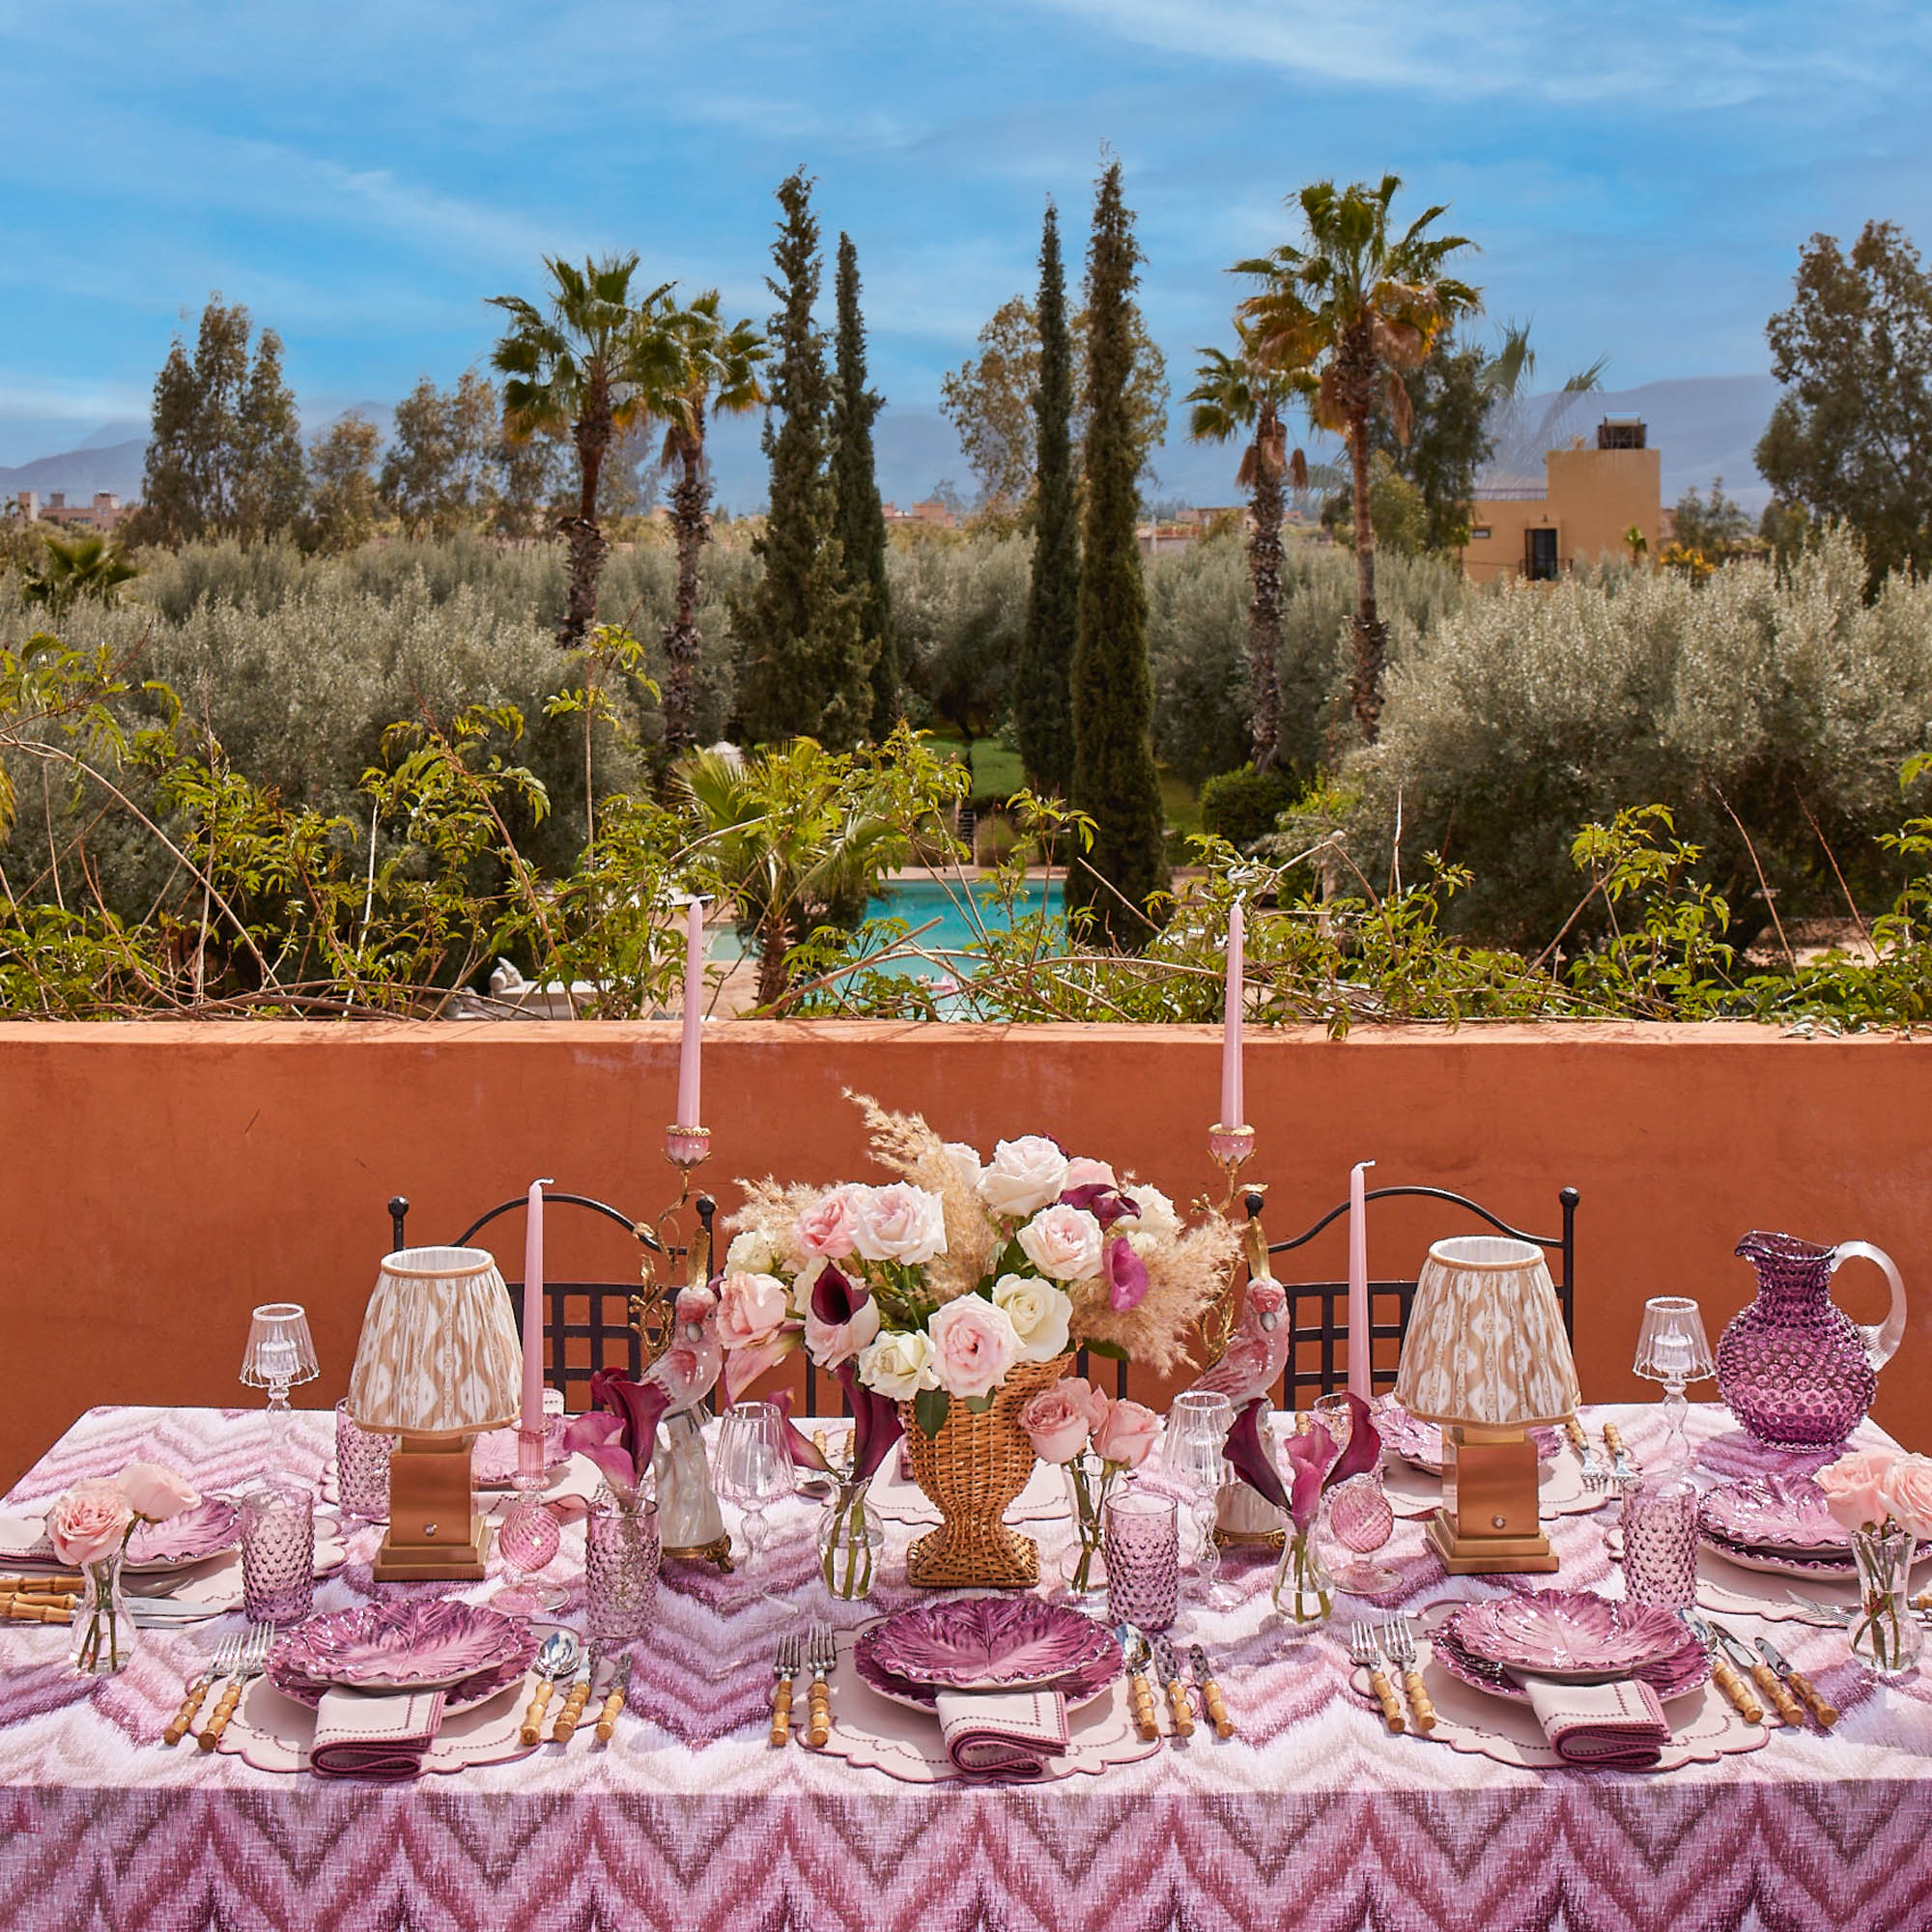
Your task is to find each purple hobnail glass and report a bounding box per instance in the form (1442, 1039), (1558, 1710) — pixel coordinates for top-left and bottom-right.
(334, 1400), (393, 1522)
(1104, 1491), (1179, 1632)
(1717, 1232), (1904, 1451)
(241, 1481), (315, 1626)
(1621, 1478), (1699, 1609)
(585, 1493), (660, 1642)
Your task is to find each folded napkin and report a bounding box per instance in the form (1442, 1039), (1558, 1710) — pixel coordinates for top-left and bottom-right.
(309, 1688), (448, 1780)
(934, 1689), (1070, 1782)
(0, 1517), (59, 1566)
(1522, 1676), (1671, 1770)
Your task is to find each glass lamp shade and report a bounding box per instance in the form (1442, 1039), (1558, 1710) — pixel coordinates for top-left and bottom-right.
(346, 1247), (522, 1438)
(239, 1303), (320, 1397)
(1633, 1296), (1717, 1387)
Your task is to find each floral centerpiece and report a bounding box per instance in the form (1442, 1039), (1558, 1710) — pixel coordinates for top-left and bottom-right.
(46, 1463), (200, 1676)
(1021, 1378), (1160, 1594)
(720, 1094), (1236, 1587)
(1816, 1446), (1932, 1675)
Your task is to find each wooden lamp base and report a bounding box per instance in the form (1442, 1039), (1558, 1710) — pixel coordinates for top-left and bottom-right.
(1429, 1426), (1559, 1575)
(372, 1432), (493, 1581)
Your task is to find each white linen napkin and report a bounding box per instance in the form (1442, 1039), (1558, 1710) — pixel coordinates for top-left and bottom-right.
(309, 1688), (448, 1780)
(1522, 1676), (1671, 1769)
(933, 1689), (1070, 1781)
(0, 1516), (60, 1567)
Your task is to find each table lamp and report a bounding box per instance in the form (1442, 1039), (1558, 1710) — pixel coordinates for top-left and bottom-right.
(1633, 1295), (1717, 1471)
(347, 1246), (523, 1581)
(1394, 1236), (1581, 1575)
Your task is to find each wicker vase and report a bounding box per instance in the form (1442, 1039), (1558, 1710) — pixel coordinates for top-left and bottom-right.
(901, 1353), (1071, 1589)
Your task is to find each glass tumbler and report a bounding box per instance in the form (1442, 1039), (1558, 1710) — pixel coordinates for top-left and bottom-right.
(1104, 1490), (1179, 1632)
(586, 1492), (661, 1642)
(241, 1480), (316, 1625)
(334, 1400), (394, 1521)
(1620, 1476), (1699, 1609)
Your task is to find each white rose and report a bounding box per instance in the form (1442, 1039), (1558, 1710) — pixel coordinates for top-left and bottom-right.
(991, 1272), (1073, 1362)
(725, 1229), (775, 1274)
(1016, 1203), (1105, 1282)
(943, 1141), (984, 1191)
(851, 1182), (949, 1264)
(977, 1135), (1070, 1218)
(858, 1327), (942, 1400)
(789, 1254), (828, 1320)
(1124, 1183), (1179, 1242)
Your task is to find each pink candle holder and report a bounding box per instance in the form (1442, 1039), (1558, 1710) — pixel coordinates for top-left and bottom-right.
(664, 1124), (712, 1170)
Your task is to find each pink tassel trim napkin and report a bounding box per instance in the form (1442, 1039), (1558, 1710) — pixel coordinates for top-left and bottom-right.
(934, 1689), (1070, 1781)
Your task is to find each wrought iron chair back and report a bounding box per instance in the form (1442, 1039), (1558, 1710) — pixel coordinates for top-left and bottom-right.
(1250, 1183), (1578, 1407)
(385, 1191), (714, 1411)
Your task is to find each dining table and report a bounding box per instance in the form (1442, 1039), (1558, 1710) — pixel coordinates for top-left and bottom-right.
(1, 1398), (1928, 1932)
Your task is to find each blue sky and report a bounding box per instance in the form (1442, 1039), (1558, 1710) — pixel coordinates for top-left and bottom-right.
(2, 0), (1928, 450)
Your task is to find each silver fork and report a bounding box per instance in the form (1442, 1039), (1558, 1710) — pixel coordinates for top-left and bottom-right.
(1602, 1421), (1640, 1488)
(1379, 1616), (1436, 1732)
(198, 1622), (270, 1752)
(769, 1631), (803, 1747)
(1348, 1620), (1405, 1733)
(1568, 1417), (1611, 1491)
(804, 1623), (836, 1748)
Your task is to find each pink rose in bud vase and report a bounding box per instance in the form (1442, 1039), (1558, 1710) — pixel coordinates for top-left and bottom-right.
(1022, 1379), (1105, 1464)
(1816, 1447), (1899, 1534)
(795, 1187), (864, 1261)
(117, 1463), (200, 1521)
(1879, 1453), (1932, 1540)
(1093, 1399), (1160, 1470)
(46, 1479), (134, 1568)
(928, 1295), (1023, 1400)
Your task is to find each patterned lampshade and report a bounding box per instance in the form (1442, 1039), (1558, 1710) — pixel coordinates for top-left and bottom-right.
(1394, 1236), (1581, 1428)
(347, 1247), (523, 1437)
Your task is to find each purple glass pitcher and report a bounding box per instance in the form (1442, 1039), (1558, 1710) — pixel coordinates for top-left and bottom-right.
(1716, 1232), (1907, 1451)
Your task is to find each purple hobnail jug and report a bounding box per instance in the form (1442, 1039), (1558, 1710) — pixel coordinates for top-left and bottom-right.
(1716, 1232), (1907, 1451)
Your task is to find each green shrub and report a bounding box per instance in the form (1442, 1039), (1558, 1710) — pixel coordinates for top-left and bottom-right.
(1199, 764), (1295, 847)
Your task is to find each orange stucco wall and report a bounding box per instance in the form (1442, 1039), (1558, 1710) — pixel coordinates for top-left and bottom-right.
(1463, 445), (1662, 582)
(1, 1019), (1927, 1488)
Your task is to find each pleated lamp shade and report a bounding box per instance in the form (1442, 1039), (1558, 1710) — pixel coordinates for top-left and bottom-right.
(347, 1246), (523, 1438)
(1394, 1236), (1580, 1428)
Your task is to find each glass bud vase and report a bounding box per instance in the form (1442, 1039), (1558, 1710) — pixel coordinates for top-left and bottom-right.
(1849, 1525), (1923, 1678)
(1271, 1527), (1334, 1633)
(70, 1551), (135, 1677)
(1061, 1460), (1109, 1597)
(586, 1491), (660, 1642)
(818, 1486), (886, 1602)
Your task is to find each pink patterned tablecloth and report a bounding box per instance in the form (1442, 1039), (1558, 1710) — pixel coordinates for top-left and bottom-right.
(2, 1402), (1928, 1932)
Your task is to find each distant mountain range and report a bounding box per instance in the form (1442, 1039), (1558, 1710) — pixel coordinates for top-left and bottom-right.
(0, 372), (1785, 520)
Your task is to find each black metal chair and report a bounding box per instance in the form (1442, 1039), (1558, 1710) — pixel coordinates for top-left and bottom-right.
(385, 1192), (715, 1411)
(1248, 1183), (1578, 1406)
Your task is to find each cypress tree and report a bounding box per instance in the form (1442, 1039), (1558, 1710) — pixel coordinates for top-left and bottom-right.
(831, 233), (896, 740)
(732, 170), (865, 748)
(1016, 200), (1078, 792)
(1067, 160), (1168, 946)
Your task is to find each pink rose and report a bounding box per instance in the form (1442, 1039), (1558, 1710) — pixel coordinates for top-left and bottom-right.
(1062, 1157), (1119, 1191)
(978, 1136), (1070, 1218)
(928, 1296), (1023, 1400)
(1021, 1378), (1107, 1463)
(795, 1187), (863, 1261)
(851, 1182), (948, 1264)
(1816, 1447), (1898, 1533)
(1880, 1453), (1932, 1539)
(1093, 1398), (1160, 1470)
(118, 1463), (200, 1521)
(46, 1478), (134, 1567)
(716, 1270), (790, 1350)
(1016, 1204), (1104, 1282)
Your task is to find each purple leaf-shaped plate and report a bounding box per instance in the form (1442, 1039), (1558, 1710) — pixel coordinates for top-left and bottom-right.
(858, 1597), (1119, 1693)
(854, 1609), (1121, 1713)
(1430, 1617), (1709, 1706)
(268, 1600), (537, 1695)
(125, 1498), (241, 1572)
(1698, 1477), (1851, 1555)
(1449, 1590), (1691, 1682)
(1697, 1527), (1929, 1580)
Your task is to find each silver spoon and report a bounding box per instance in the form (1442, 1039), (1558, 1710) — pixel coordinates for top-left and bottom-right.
(520, 1629), (581, 1745)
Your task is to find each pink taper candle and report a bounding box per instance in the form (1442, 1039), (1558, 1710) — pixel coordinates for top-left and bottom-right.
(1220, 899), (1244, 1128)
(521, 1178), (553, 1435)
(675, 896), (705, 1129)
(1347, 1160), (1376, 1401)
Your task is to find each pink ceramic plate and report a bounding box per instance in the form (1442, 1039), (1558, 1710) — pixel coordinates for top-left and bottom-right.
(1696, 1528), (1929, 1581)
(268, 1600), (536, 1694)
(1373, 1402), (1560, 1475)
(1450, 1590), (1690, 1681)
(859, 1597), (1117, 1692)
(854, 1614), (1122, 1713)
(1431, 1618), (1710, 1705)
(125, 1497), (242, 1571)
(1699, 1477), (1850, 1555)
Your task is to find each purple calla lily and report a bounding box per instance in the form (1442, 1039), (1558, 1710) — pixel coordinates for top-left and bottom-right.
(1102, 1234), (1150, 1312)
(559, 1410), (637, 1497)
(835, 1359), (905, 1487)
(1321, 1390), (1380, 1491)
(1282, 1420), (1337, 1536)
(769, 1388), (833, 1473)
(1060, 1183), (1142, 1232)
(810, 1262), (871, 1330)
(574, 1369), (673, 1493)
(1225, 1397), (1291, 1514)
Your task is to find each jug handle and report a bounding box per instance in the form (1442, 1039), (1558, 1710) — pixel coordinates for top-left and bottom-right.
(1830, 1241), (1907, 1372)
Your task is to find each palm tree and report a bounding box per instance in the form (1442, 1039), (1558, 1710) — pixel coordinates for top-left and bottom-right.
(19, 529), (139, 620)
(649, 292), (767, 758)
(1236, 175), (1480, 740)
(1186, 325), (1310, 773)
(488, 254), (679, 646)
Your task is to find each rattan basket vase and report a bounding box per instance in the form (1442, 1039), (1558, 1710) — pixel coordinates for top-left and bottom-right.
(901, 1353), (1071, 1589)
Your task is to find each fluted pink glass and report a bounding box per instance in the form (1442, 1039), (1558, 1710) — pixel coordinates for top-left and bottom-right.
(1326, 1470), (1398, 1595)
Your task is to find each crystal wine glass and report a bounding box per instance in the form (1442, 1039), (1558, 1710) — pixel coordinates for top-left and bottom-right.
(1162, 1390), (1235, 1606)
(715, 1401), (793, 1582)
(494, 1426), (567, 1614)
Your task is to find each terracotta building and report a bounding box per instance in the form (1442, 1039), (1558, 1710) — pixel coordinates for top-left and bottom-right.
(1460, 416), (1662, 583)
(11, 490), (130, 533)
